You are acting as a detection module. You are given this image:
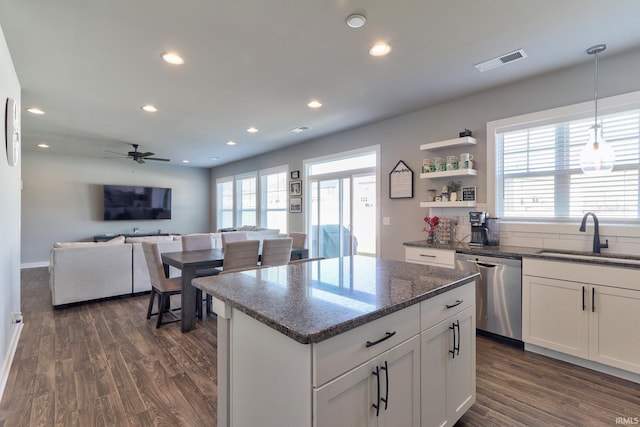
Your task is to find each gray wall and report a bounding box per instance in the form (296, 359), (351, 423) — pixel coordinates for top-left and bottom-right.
(0, 24), (21, 399)
(21, 151), (211, 265)
(210, 46), (640, 261)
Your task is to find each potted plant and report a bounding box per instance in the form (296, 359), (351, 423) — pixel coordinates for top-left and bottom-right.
(447, 180), (462, 201)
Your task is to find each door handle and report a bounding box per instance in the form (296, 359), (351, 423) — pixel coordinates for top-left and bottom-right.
(372, 366), (380, 417)
(366, 331), (396, 348)
(380, 361), (389, 411)
(446, 299), (463, 309)
(592, 287), (595, 313)
(582, 286), (586, 311)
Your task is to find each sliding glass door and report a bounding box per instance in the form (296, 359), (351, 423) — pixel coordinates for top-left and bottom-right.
(306, 148), (378, 259)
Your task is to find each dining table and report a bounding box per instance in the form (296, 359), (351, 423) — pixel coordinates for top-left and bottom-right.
(161, 246), (309, 332)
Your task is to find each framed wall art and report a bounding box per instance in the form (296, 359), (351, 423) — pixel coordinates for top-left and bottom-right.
(289, 197), (302, 213)
(289, 180), (302, 196)
(389, 160), (413, 199)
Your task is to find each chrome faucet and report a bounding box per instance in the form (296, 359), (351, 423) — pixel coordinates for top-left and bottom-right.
(579, 212), (608, 253)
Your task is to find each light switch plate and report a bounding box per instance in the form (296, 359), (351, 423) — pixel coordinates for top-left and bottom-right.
(383, 217), (390, 225)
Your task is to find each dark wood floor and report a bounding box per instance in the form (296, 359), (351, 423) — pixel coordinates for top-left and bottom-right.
(1, 268), (639, 426)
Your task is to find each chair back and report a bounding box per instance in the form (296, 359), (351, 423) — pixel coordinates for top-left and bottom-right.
(261, 238), (293, 266)
(182, 233), (213, 251)
(221, 231), (249, 250)
(223, 240), (260, 271)
(142, 242), (171, 288)
(289, 232), (307, 249)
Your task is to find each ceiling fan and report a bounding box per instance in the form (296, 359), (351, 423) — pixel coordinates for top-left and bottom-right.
(106, 144), (170, 164)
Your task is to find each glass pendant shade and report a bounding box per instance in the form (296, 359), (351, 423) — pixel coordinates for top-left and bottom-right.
(580, 124), (615, 175)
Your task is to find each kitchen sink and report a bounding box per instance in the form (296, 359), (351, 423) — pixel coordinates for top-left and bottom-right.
(538, 250), (640, 265)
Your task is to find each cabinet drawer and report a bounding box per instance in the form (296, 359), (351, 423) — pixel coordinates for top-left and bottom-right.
(421, 282), (474, 331)
(405, 246), (455, 268)
(313, 304), (419, 387)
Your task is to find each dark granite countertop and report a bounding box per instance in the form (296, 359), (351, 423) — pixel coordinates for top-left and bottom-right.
(192, 255), (478, 345)
(403, 240), (640, 268)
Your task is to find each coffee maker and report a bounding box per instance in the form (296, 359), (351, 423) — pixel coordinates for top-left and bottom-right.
(469, 211), (489, 246)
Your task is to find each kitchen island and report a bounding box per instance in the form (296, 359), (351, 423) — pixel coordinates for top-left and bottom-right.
(192, 255), (479, 427)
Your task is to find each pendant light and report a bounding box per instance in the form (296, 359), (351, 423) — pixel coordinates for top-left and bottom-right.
(580, 44), (615, 175)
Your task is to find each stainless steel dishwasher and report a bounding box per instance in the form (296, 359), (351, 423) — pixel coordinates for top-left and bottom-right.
(455, 253), (522, 341)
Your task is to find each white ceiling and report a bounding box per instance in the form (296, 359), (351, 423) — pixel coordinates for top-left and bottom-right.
(2, 1), (640, 168)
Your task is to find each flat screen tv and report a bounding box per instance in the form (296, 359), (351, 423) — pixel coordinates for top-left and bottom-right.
(103, 185), (172, 220)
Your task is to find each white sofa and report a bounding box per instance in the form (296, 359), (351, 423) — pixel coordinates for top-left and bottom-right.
(49, 235), (183, 307)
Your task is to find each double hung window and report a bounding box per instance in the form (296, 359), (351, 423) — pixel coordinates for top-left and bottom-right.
(492, 93), (640, 222)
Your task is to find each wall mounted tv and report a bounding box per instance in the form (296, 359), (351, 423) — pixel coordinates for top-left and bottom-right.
(103, 185), (172, 221)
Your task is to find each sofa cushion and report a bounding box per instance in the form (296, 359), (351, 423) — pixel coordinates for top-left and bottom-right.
(53, 235), (125, 248)
(125, 235), (174, 243)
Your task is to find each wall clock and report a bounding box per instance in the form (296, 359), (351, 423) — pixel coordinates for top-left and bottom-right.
(5, 97), (20, 167)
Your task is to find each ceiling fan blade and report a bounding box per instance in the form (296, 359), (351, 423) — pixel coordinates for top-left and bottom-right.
(146, 157), (170, 162)
(140, 152), (155, 157)
(105, 150), (128, 156)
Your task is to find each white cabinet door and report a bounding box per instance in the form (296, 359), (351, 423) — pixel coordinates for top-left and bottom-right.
(421, 306), (475, 427)
(378, 335), (420, 427)
(448, 307), (476, 422)
(522, 275), (589, 359)
(314, 336), (420, 427)
(589, 285), (640, 374)
(314, 358), (376, 427)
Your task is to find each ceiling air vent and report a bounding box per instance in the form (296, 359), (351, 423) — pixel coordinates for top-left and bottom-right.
(474, 49), (527, 72)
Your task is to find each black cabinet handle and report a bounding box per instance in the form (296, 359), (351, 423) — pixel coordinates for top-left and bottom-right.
(446, 299), (463, 309)
(449, 322), (457, 359)
(592, 287), (595, 313)
(582, 286), (586, 311)
(449, 320), (460, 358)
(372, 366), (380, 417)
(366, 331), (396, 348)
(380, 361), (389, 411)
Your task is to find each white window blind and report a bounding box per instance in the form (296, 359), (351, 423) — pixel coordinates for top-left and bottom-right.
(496, 109), (640, 220)
(236, 174), (256, 227)
(216, 178), (234, 230)
(260, 169), (287, 233)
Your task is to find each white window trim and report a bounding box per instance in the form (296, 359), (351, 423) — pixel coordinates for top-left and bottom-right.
(486, 90), (640, 238)
(216, 176), (234, 231)
(235, 172), (258, 227)
(258, 165), (288, 232)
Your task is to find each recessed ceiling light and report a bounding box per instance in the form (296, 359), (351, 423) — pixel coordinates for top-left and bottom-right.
(182, 160), (190, 164)
(346, 14), (366, 29)
(161, 52), (185, 65)
(226, 141), (236, 146)
(141, 104), (157, 113)
(247, 127), (259, 133)
(307, 100), (323, 109)
(369, 42), (391, 57)
(27, 107), (45, 115)
(37, 143), (49, 148)
(210, 156), (220, 161)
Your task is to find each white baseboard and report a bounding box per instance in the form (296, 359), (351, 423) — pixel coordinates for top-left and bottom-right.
(21, 261), (49, 269)
(525, 343), (640, 384)
(0, 322), (23, 403)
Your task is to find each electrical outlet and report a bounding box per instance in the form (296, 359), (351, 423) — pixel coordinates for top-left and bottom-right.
(11, 312), (23, 324)
(383, 217), (391, 225)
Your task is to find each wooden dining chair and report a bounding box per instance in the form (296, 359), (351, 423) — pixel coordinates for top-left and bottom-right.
(222, 240), (260, 270)
(142, 241), (182, 328)
(261, 237), (293, 266)
(289, 232), (307, 249)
